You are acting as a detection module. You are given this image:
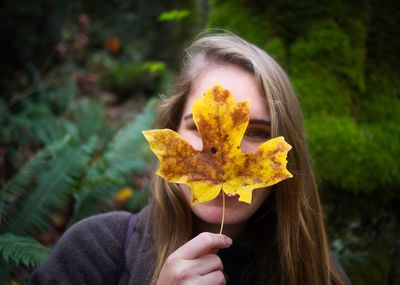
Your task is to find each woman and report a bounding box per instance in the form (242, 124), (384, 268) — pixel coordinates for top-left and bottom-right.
(30, 32), (351, 285)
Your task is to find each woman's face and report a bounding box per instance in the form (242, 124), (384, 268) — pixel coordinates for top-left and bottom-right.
(177, 63), (272, 228)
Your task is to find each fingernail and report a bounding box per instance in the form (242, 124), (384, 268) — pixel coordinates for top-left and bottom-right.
(225, 237), (233, 247)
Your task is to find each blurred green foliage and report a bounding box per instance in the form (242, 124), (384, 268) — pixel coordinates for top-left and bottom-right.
(159, 9), (191, 22)
(0, 0), (206, 282)
(0, 0), (399, 284)
(0, 78), (159, 280)
(99, 60), (168, 101)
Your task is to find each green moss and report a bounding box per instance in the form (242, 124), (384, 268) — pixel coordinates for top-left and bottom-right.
(290, 20), (365, 93)
(207, 0), (273, 51)
(356, 65), (400, 124)
(307, 115), (400, 192)
(264, 37), (287, 67)
(293, 74), (352, 116)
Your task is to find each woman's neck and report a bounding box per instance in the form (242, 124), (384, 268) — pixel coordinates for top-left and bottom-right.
(193, 218), (246, 240)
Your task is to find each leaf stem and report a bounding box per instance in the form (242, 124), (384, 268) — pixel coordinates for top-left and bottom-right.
(219, 192), (225, 235)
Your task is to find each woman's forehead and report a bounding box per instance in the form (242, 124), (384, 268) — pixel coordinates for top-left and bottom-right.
(184, 64), (270, 121)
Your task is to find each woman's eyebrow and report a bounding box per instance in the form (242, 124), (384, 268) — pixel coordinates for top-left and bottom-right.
(183, 113), (193, 120)
(249, 119), (271, 126)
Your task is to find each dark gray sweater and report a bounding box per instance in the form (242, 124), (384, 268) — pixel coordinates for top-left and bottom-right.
(30, 206), (155, 285)
(30, 206), (351, 285)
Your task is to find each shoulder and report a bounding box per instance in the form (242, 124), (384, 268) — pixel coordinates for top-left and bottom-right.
(53, 211), (133, 256)
(30, 211), (136, 285)
(65, 211), (132, 239)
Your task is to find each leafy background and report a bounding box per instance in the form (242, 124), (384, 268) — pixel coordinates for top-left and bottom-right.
(0, 0), (399, 284)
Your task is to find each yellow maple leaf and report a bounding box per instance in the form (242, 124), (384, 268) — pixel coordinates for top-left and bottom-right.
(143, 83), (293, 205)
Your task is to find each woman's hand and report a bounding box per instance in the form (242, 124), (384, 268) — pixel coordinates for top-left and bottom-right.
(156, 232), (232, 285)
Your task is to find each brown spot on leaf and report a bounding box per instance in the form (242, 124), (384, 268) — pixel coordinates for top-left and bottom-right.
(231, 107), (248, 127)
(213, 86), (229, 102)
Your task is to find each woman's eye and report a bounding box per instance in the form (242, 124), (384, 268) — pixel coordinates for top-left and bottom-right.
(244, 128), (270, 140)
(187, 124), (200, 134)
(188, 124), (198, 131)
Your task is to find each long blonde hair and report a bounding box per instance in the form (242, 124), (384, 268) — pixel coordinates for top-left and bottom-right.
(149, 31), (349, 285)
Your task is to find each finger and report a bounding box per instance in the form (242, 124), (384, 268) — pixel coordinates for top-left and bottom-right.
(196, 270), (226, 285)
(174, 232), (232, 260)
(190, 254), (223, 276)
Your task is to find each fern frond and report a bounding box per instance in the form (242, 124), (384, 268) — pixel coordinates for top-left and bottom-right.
(70, 98), (157, 222)
(71, 184), (118, 223)
(4, 137), (98, 235)
(0, 233), (51, 268)
(34, 119), (78, 145)
(4, 82), (78, 146)
(68, 98), (113, 142)
(103, 98), (157, 177)
(6, 103), (54, 145)
(0, 135), (71, 226)
(45, 81), (76, 114)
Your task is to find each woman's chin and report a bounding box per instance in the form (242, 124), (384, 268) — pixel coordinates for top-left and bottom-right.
(181, 185), (271, 227)
(191, 195), (251, 225)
